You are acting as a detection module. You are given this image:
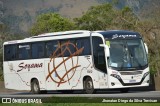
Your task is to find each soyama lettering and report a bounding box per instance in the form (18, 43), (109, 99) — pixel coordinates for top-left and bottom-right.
(17, 62), (43, 72)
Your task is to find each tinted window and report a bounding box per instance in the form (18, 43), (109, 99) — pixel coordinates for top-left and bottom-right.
(18, 44), (30, 59)
(92, 36), (107, 73)
(61, 40), (76, 57)
(46, 41), (53, 57)
(32, 42), (45, 59)
(46, 38), (91, 57)
(46, 41), (60, 57)
(4, 45), (17, 61)
(76, 38), (91, 55)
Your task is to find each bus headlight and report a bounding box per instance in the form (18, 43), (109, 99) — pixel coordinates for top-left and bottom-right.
(111, 74), (121, 80)
(143, 72), (149, 78)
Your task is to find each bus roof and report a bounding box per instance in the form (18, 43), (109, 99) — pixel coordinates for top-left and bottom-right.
(3, 30), (90, 45)
(32, 30), (90, 38)
(3, 30), (142, 45)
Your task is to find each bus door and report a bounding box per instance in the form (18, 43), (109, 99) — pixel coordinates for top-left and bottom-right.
(92, 36), (108, 89)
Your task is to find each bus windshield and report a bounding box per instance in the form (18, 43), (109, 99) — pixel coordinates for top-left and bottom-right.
(107, 39), (148, 71)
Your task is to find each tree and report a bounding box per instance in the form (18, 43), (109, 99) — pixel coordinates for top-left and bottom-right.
(135, 6), (160, 75)
(74, 3), (138, 31)
(30, 13), (77, 36)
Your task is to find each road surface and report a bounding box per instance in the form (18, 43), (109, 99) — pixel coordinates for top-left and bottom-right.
(0, 81), (160, 99)
(0, 90), (160, 98)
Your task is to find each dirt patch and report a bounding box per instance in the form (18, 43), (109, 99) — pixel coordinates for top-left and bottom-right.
(0, 81), (15, 93)
(0, 81), (4, 88)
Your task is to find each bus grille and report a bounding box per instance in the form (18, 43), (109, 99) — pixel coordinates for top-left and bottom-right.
(120, 71), (143, 75)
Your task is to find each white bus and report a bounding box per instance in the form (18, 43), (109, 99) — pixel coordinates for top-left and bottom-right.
(3, 30), (149, 94)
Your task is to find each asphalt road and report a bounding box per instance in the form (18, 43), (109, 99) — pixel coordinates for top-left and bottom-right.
(0, 90), (160, 98)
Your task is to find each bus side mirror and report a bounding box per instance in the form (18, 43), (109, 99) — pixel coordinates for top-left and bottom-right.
(99, 44), (110, 57)
(144, 43), (148, 54)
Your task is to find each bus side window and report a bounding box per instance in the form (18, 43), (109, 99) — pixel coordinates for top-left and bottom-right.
(32, 42), (45, 59)
(61, 39), (76, 57)
(46, 41), (60, 57)
(46, 42), (53, 57)
(76, 38), (91, 56)
(4, 45), (17, 61)
(68, 40), (76, 55)
(18, 44), (30, 60)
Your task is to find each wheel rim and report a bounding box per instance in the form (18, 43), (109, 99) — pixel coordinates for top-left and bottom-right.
(33, 82), (38, 92)
(86, 80), (93, 90)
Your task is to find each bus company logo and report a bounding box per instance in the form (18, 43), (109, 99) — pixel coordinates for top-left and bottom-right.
(112, 34), (119, 39)
(46, 41), (84, 87)
(17, 62), (43, 72)
(112, 34), (137, 39)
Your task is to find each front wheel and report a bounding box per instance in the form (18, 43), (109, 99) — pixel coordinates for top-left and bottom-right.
(31, 79), (40, 94)
(83, 77), (94, 94)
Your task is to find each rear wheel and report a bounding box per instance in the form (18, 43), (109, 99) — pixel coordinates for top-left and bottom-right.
(120, 88), (130, 93)
(31, 79), (40, 94)
(84, 77), (94, 94)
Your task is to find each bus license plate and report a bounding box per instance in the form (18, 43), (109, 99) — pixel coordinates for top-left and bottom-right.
(129, 80), (136, 83)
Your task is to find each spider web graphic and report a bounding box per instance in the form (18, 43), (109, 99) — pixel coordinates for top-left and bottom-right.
(46, 41), (84, 87)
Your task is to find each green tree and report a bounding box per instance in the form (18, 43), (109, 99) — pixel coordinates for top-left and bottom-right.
(135, 11), (160, 76)
(30, 13), (77, 36)
(74, 3), (138, 31)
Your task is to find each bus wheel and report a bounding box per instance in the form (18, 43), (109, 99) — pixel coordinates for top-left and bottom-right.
(120, 88), (130, 93)
(31, 79), (40, 94)
(84, 77), (94, 94)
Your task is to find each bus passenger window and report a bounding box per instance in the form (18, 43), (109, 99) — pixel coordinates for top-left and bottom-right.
(68, 40), (76, 55)
(32, 42), (45, 59)
(76, 38), (91, 56)
(4, 45), (17, 61)
(61, 40), (76, 57)
(18, 44), (30, 60)
(46, 41), (60, 57)
(46, 42), (53, 57)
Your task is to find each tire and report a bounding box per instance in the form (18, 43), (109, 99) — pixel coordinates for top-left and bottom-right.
(84, 77), (94, 94)
(31, 79), (40, 94)
(120, 88), (130, 93)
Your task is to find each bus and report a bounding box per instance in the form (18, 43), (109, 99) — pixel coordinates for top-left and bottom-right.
(3, 30), (149, 94)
